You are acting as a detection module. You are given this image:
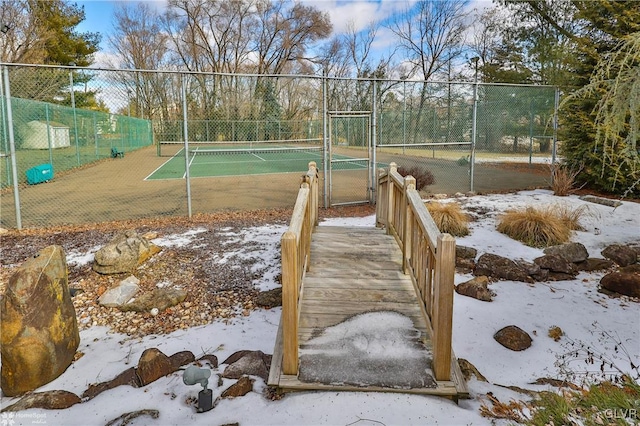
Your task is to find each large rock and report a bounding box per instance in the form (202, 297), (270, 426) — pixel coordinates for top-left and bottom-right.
(221, 376), (254, 398)
(543, 242), (589, 263)
(474, 253), (533, 283)
(2, 390), (81, 412)
(82, 367), (141, 400)
(120, 288), (187, 312)
(575, 258), (615, 272)
(136, 348), (174, 386)
(98, 275), (140, 307)
(601, 244), (638, 267)
(93, 230), (161, 274)
(456, 245), (477, 259)
(222, 351), (272, 382)
(600, 264), (640, 298)
(455, 276), (494, 302)
(534, 254), (577, 274)
(494, 325), (532, 351)
(1, 245), (80, 397)
(256, 287), (282, 309)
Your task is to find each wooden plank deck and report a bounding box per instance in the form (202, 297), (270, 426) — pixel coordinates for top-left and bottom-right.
(269, 225), (469, 399)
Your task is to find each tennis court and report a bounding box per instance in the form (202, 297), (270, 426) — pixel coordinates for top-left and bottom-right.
(146, 140), (369, 180)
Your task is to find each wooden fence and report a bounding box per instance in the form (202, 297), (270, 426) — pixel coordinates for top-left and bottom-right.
(376, 162), (456, 381)
(281, 161), (319, 375)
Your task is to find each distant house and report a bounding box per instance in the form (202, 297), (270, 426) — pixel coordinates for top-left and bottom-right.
(20, 120), (71, 149)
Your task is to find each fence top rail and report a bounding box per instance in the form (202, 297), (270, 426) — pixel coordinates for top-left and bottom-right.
(0, 62), (558, 88)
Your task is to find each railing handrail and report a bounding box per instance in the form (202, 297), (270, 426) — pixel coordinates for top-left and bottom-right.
(281, 161), (318, 376)
(376, 162), (455, 381)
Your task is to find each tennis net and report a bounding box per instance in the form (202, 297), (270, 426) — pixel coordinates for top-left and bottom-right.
(159, 138), (323, 157)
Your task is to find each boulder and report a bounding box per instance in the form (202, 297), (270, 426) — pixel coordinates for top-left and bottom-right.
(534, 254), (578, 277)
(599, 264), (640, 298)
(456, 245), (477, 260)
(1, 245), (80, 396)
(516, 260), (548, 282)
(169, 351), (196, 369)
(601, 244), (638, 267)
(456, 257), (476, 272)
(120, 288), (187, 312)
(455, 276), (494, 302)
(575, 258), (615, 272)
(221, 376), (254, 398)
(494, 325), (532, 351)
(98, 275), (140, 307)
(456, 245), (478, 272)
(256, 287), (282, 309)
(93, 230), (161, 274)
(474, 253), (533, 283)
(198, 354), (219, 369)
(136, 348), (174, 386)
(82, 367), (141, 400)
(2, 390), (81, 412)
(222, 351), (272, 382)
(543, 242), (589, 263)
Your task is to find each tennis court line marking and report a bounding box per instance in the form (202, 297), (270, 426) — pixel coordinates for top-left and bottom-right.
(184, 149), (199, 178)
(252, 153), (267, 161)
(144, 148), (184, 181)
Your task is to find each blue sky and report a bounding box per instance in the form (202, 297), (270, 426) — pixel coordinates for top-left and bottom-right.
(75, 0), (419, 52)
(74, 0), (488, 72)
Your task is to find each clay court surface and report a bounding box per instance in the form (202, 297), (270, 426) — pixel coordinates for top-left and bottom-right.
(0, 145), (550, 228)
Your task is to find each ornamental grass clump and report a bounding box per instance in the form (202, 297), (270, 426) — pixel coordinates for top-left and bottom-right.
(554, 204), (594, 231)
(497, 205), (571, 247)
(426, 201), (469, 237)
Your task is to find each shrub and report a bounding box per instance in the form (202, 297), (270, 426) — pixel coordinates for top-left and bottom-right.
(497, 205), (571, 247)
(425, 201), (469, 236)
(549, 163), (584, 196)
(396, 165), (435, 191)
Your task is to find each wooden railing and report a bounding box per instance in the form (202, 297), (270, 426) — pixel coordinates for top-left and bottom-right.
(376, 162), (456, 381)
(281, 161), (319, 375)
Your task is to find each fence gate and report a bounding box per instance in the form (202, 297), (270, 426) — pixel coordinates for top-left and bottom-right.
(328, 111), (373, 206)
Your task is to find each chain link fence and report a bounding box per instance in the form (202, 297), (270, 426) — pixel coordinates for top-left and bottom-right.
(0, 64), (558, 229)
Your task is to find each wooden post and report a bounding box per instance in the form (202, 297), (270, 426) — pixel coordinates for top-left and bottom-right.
(308, 162), (318, 226)
(386, 163), (397, 235)
(432, 233), (456, 381)
(402, 177), (416, 274)
(281, 231), (299, 375)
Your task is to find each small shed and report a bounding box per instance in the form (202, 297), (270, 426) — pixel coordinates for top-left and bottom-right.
(20, 121), (71, 149)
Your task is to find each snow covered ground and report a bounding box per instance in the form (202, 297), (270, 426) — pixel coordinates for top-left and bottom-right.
(1, 189), (638, 426)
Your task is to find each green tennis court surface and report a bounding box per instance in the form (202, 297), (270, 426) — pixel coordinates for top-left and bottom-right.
(146, 145), (369, 180)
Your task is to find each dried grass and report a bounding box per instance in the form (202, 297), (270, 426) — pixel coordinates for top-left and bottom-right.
(553, 204), (595, 231)
(497, 205), (572, 247)
(549, 163), (584, 196)
(426, 201), (469, 236)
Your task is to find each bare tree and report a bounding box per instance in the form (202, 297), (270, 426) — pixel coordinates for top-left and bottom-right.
(0, 0), (45, 63)
(107, 3), (173, 119)
(389, 0), (467, 143)
(253, 0), (331, 75)
(389, 0), (467, 82)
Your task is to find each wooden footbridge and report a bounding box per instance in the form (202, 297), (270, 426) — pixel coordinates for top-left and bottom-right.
(269, 162), (468, 400)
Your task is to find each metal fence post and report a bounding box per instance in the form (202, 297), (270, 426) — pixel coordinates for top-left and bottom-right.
(552, 87), (559, 167)
(3, 65), (21, 229)
(69, 65), (80, 166)
(371, 80), (377, 204)
(470, 81), (479, 193)
(182, 73), (192, 218)
(322, 71), (328, 208)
